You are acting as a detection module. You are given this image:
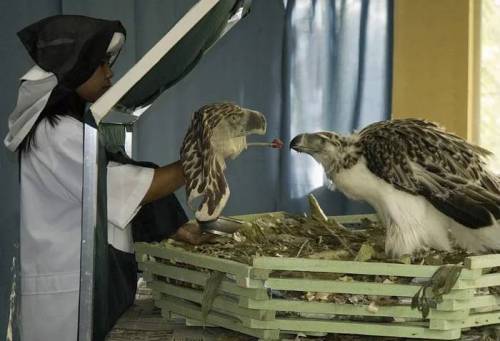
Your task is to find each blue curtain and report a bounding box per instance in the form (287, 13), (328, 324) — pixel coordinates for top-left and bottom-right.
(279, 0), (393, 215)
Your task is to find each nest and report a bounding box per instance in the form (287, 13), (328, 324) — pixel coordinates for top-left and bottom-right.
(168, 195), (470, 266)
(155, 195), (500, 323)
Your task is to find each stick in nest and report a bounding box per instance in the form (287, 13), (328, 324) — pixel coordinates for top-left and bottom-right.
(296, 239), (309, 257)
(307, 194), (357, 256)
(320, 220), (356, 256)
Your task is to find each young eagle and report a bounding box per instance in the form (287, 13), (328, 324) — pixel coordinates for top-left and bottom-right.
(290, 118), (500, 257)
(181, 103), (267, 227)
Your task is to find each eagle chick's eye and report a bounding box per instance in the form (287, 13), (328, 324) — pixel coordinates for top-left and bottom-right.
(229, 113), (238, 122)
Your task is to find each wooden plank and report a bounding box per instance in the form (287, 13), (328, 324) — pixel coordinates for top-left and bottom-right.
(264, 278), (472, 300)
(236, 277), (266, 288)
(250, 269), (271, 280)
(142, 271), (154, 282)
(135, 242), (252, 278)
(469, 295), (500, 309)
(431, 311), (500, 330)
(437, 299), (470, 311)
(150, 280), (274, 321)
(464, 311), (500, 329)
(156, 296), (280, 339)
(253, 257), (440, 278)
(460, 268), (484, 280)
(253, 257), (479, 280)
(138, 261), (268, 300)
(247, 318), (461, 339)
(240, 298), (468, 320)
(264, 278), (422, 297)
(465, 254), (500, 269)
(456, 273), (500, 289)
(442, 290), (474, 300)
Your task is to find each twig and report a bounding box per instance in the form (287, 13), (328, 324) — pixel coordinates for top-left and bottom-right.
(319, 220), (356, 256)
(328, 216), (349, 231)
(296, 240), (309, 257)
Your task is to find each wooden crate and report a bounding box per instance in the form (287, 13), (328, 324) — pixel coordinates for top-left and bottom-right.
(134, 213), (500, 340)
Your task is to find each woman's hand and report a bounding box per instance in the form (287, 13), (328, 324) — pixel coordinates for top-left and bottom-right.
(171, 222), (215, 245)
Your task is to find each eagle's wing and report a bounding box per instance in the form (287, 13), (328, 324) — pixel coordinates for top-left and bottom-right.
(181, 119), (204, 205)
(359, 119), (500, 228)
(181, 109), (229, 221)
(195, 151), (230, 221)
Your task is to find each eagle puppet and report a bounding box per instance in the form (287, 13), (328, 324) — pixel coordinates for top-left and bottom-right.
(181, 103), (281, 233)
(290, 118), (500, 257)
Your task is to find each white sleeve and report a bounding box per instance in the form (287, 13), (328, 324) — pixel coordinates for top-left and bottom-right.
(107, 161), (154, 229)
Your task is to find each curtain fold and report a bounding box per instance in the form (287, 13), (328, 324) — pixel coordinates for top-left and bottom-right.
(279, 0), (393, 215)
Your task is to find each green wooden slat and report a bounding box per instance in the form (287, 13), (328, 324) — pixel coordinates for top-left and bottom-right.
(141, 271), (153, 281)
(150, 280), (274, 320)
(138, 261), (269, 300)
(264, 278), (471, 299)
(135, 242), (252, 278)
(240, 298), (467, 320)
(431, 311), (500, 330)
(250, 269), (271, 280)
(442, 289), (474, 300)
(456, 272), (500, 289)
(465, 254), (500, 269)
(151, 290), (161, 301)
(463, 311), (500, 328)
(247, 318), (461, 339)
(252, 257), (479, 280)
(253, 257), (438, 278)
(264, 277), (422, 297)
(236, 277), (266, 288)
(437, 299), (470, 311)
(469, 295), (500, 309)
(156, 296), (280, 339)
(183, 318), (216, 327)
(253, 257), (438, 277)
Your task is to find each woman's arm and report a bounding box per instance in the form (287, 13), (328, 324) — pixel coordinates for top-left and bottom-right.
(141, 160), (185, 205)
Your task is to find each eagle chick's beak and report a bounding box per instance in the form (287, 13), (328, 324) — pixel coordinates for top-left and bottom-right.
(244, 109), (267, 135)
(290, 134), (306, 152)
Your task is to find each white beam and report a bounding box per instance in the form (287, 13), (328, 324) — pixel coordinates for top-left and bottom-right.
(90, 0), (220, 124)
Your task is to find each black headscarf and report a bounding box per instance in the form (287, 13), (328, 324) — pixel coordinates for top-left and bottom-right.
(18, 15), (126, 89)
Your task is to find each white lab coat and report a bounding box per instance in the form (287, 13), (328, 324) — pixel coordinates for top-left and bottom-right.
(19, 116), (154, 341)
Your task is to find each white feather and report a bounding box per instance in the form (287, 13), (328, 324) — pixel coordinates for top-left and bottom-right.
(449, 218), (500, 253)
(332, 158), (451, 257)
(195, 187), (230, 222)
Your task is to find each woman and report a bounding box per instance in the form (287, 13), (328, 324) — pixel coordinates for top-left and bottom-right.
(4, 15), (208, 340)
